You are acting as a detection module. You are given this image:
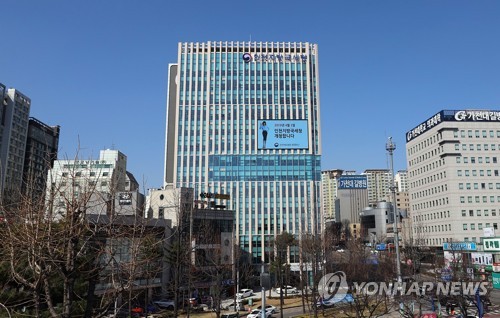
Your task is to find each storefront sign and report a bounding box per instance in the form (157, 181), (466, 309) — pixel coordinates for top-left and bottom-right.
(442, 242), (477, 251)
(483, 238), (500, 252)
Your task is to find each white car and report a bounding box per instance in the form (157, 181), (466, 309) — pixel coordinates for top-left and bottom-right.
(257, 304), (277, 314)
(247, 309), (271, 318)
(236, 288), (253, 298)
(153, 299), (175, 310)
(275, 285), (298, 294)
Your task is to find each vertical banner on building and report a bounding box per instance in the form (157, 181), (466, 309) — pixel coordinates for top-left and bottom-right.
(257, 120), (308, 149)
(493, 272), (500, 289)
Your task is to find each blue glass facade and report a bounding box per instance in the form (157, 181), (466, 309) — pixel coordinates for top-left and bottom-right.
(166, 42), (321, 263)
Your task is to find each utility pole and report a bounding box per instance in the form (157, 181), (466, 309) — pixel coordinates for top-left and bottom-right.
(386, 137), (402, 286)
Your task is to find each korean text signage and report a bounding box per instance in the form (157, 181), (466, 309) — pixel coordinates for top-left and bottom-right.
(119, 192), (132, 205)
(199, 192), (230, 200)
(406, 110), (500, 143)
(493, 272), (500, 289)
(257, 120), (308, 150)
(484, 238), (500, 252)
(243, 52), (307, 63)
(338, 176), (368, 189)
(442, 242), (477, 251)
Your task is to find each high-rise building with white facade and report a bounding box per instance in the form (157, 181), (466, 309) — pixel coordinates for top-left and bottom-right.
(395, 170), (409, 192)
(321, 169), (343, 221)
(363, 169), (391, 207)
(407, 110), (500, 246)
(164, 41), (322, 263)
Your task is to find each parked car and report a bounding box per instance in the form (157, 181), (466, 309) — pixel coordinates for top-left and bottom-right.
(221, 300), (243, 311)
(153, 299), (175, 310)
(257, 304), (277, 314)
(236, 288), (253, 298)
(221, 313), (240, 318)
(275, 285), (298, 294)
(247, 309), (272, 318)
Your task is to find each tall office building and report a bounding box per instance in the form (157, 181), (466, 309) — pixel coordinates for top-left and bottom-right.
(22, 117), (60, 203)
(0, 85), (31, 204)
(165, 41), (322, 263)
(407, 110), (500, 246)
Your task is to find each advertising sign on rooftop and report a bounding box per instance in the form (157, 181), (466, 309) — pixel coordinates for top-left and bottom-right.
(406, 110), (500, 143)
(338, 175), (368, 189)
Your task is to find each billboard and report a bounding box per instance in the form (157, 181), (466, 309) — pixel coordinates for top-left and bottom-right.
(257, 120), (308, 150)
(338, 176), (368, 189)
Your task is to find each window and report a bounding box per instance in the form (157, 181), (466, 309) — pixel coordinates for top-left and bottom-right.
(62, 172), (68, 177)
(494, 223), (498, 230)
(471, 157), (475, 163)
(464, 157), (469, 163)
(469, 210), (474, 216)
(459, 183), (464, 190)
(484, 209), (489, 216)
(470, 224), (475, 230)
(100, 181), (107, 186)
(76, 172), (82, 177)
(455, 144), (460, 151)
(478, 223), (483, 230)
(463, 224), (468, 230)
(102, 172), (109, 176)
(460, 196), (465, 203)
(458, 170), (463, 176)
(492, 209), (497, 216)
(456, 157), (461, 163)
(477, 209), (481, 216)
(158, 207), (164, 218)
(90, 172), (96, 176)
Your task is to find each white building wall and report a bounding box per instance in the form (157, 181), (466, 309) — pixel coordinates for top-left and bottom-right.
(407, 110), (500, 246)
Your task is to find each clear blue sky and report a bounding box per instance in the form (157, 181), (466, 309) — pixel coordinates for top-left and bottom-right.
(2, 0), (500, 189)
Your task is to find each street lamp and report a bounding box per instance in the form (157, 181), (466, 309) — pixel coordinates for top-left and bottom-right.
(386, 137), (402, 286)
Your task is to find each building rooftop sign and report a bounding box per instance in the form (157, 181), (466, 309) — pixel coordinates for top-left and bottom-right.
(243, 53), (307, 63)
(406, 110), (500, 143)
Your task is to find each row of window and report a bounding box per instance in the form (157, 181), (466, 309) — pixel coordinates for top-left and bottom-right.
(455, 129), (500, 139)
(455, 143), (500, 151)
(413, 210), (450, 223)
(460, 196), (500, 203)
(61, 171), (109, 177)
(459, 182), (500, 190)
(461, 209), (498, 217)
(456, 156), (498, 164)
(463, 223), (498, 230)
